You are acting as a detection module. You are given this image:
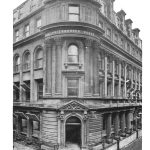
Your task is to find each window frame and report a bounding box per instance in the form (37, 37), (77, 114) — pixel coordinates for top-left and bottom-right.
(15, 29), (19, 42)
(106, 28), (111, 40)
(67, 44), (79, 64)
(34, 48), (43, 69)
(36, 17), (41, 32)
(68, 4), (80, 21)
(24, 24), (30, 37)
(23, 51), (30, 71)
(67, 78), (79, 97)
(14, 55), (20, 73)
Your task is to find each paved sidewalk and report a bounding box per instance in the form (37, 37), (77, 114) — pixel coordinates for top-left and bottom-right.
(121, 138), (142, 150)
(13, 142), (36, 150)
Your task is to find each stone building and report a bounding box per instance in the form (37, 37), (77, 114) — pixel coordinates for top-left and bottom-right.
(13, 0), (142, 149)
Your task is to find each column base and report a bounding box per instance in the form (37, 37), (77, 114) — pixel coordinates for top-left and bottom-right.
(106, 138), (113, 144)
(114, 135), (120, 140)
(120, 132), (126, 137)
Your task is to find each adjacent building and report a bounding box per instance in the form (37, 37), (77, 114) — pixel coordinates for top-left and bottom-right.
(13, 0), (142, 149)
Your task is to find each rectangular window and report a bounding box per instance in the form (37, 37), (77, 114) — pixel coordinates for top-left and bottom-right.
(32, 121), (40, 137)
(127, 43), (130, 53)
(37, 79), (43, 99)
(98, 21), (103, 28)
(36, 18), (41, 31)
(25, 24), (30, 37)
(114, 34), (118, 44)
(15, 30), (19, 42)
(120, 38), (124, 48)
(69, 5), (79, 21)
(106, 28), (111, 40)
(21, 118), (27, 133)
(67, 79), (78, 97)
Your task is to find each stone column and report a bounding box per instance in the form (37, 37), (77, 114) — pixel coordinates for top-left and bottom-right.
(93, 42), (100, 96)
(104, 54), (108, 97)
(138, 72), (141, 90)
(17, 116), (21, 135)
(112, 59), (115, 97)
(84, 39), (92, 96)
(43, 39), (53, 96)
(106, 113), (112, 143)
(30, 50), (34, 102)
(124, 63), (127, 98)
(55, 38), (62, 95)
(114, 112), (120, 138)
(19, 54), (23, 102)
(126, 111), (132, 134)
(120, 111), (126, 137)
(27, 118), (33, 139)
(52, 43), (56, 96)
(118, 61), (121, 98)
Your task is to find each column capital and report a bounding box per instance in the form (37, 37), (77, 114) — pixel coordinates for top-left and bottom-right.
(44, 38), (53, 46)
(93, 40), (102, 49)
(54, 37), (63, 46)
(85, 38), (93, 47)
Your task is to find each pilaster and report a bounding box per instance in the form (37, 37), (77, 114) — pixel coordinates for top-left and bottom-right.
(84, 39), (92, 96)
(118, 60), (121, 98)
(55, 38), (62, 95)
(104, 54), (108, 97)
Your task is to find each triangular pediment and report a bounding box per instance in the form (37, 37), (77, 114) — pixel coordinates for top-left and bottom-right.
(59, 100), (88, 111)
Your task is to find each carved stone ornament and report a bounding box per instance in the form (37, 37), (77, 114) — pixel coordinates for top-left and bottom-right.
(59, 100), (88, 111)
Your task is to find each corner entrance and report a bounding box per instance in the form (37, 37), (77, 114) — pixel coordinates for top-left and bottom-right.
(65, 116), (81, 146)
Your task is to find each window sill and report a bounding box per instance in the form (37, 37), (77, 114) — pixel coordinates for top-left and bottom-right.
(22, 70), (30, 73)
(34, 67), (43, 71)
(64, 62), (82, 69)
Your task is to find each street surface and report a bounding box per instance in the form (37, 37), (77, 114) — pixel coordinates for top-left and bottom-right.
(121, 138), (142, 150)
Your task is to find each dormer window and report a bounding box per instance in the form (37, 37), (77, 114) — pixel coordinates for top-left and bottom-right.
(69, 5), (79, 21)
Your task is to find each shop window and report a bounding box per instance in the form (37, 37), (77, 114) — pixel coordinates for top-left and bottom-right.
(68, 44), (79, 63)
(13, 82), (20, 102)
(67, 79), (79, 97)
(32, 121), (40, 137)
(69, 5), (79, 21)
(23, 51), (30, 71)
(22, 81), (30, 102)
(34, 48), (43, 69)
(24, 24), (30, 37)
(14, 55), (20, 73)
(37, 79), (43, 100)
(21, 118), (27, 133)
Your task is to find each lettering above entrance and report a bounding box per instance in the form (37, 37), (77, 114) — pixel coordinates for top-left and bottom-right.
(59, 100), (88, 111)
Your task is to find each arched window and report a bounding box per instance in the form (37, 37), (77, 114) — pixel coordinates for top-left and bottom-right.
(14, 55), (20, 73)
(23, 51), (30, 71)
(68, 44), (79, 63)
(35, 48), (43, 68)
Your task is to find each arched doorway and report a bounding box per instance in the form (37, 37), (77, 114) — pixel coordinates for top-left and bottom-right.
(65, 116), (81, 146)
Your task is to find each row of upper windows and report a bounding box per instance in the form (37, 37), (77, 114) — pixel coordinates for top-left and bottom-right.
(98, 52), (142, 82)
(13, 44), (79, 73)
(15, 17), (41, 42)
(13, 47), (43, 73)
(105, 27), (142, 61)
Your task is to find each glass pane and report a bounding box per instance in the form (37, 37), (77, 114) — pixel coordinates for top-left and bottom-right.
(68, 88), (78, 96)
(69, 6), (79, 14)
(37, 49), (43, 59)
(68, 56), (78, 63)
(37, 19), (41, 28)
(33, 121), (39, 130)
(68, 79), (78, 87)
(68, 45), (78, 55)
(69, 14), (79, 21)
(16, 56), (20, 65)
